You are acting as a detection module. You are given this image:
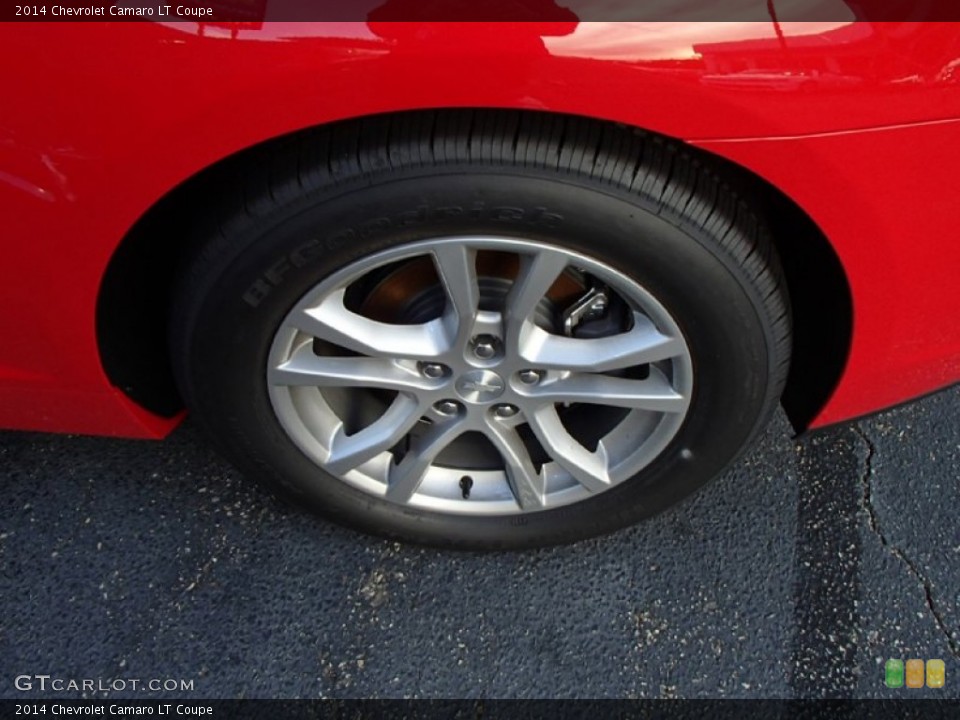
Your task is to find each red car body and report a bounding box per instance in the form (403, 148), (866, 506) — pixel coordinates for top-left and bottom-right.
(1, 20), (958, 439)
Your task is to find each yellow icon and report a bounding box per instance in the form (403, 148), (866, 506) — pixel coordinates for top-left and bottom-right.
(905, 659), (925, 688)
(927, 659), (945, 688)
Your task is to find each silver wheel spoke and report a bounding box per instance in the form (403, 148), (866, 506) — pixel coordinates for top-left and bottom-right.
(528, 405), (611, 492)
(521, 312), (683, 372)
(521, 367), (686, 412)
(325, 394), (423, 475)
(385, 417), (467, 503)
(291, 289), (451, 359)
(483, 420), (545, 510)
(431, 244), (480, 346)
(269, 342), (433, 392)
(504, 250), (569, 348)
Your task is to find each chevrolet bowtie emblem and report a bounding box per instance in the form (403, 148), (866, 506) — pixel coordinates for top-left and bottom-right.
(462, 379), (503, 393)
(455, 370), (507, 402)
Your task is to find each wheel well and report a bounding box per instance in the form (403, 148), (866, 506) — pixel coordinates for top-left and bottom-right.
(96, 108), (852, 431)
(705, 153), (853, 433)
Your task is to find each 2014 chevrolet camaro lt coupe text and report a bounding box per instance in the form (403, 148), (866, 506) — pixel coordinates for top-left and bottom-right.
(1, 19), (958, 548)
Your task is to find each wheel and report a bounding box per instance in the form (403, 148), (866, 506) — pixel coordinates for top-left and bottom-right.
(170, 111), (791, 549)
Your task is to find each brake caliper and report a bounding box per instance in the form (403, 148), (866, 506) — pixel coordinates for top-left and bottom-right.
(562, 285), (625, 338)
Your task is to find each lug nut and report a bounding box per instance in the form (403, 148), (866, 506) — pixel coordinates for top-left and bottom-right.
(493, 404), (519, 418)
(471, 335), (499, 360)
(434, 400), (461, 416)
(420, 363), (447, 379)
(518, 369), (543, 385)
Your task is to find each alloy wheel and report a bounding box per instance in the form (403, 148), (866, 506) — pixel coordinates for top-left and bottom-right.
(267, 236), (693, 515)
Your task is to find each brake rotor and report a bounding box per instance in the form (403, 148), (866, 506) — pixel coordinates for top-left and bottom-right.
(358, 250), (587, 323)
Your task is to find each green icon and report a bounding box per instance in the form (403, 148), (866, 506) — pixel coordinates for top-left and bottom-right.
(886, 659), (905, 688)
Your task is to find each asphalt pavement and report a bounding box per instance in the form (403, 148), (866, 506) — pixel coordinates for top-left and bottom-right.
(1, 386), (958, 699)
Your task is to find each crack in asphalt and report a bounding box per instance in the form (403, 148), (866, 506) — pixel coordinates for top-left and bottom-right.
(853, 424), (960, 659)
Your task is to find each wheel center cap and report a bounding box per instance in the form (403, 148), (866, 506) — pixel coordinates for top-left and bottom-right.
(455, 370), (506, 404)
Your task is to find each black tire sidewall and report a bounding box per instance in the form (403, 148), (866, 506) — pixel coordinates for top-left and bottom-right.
(176, 168), (777, 548)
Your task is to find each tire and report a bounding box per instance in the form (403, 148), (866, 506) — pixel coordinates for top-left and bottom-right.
(170, 110), (791, 550)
